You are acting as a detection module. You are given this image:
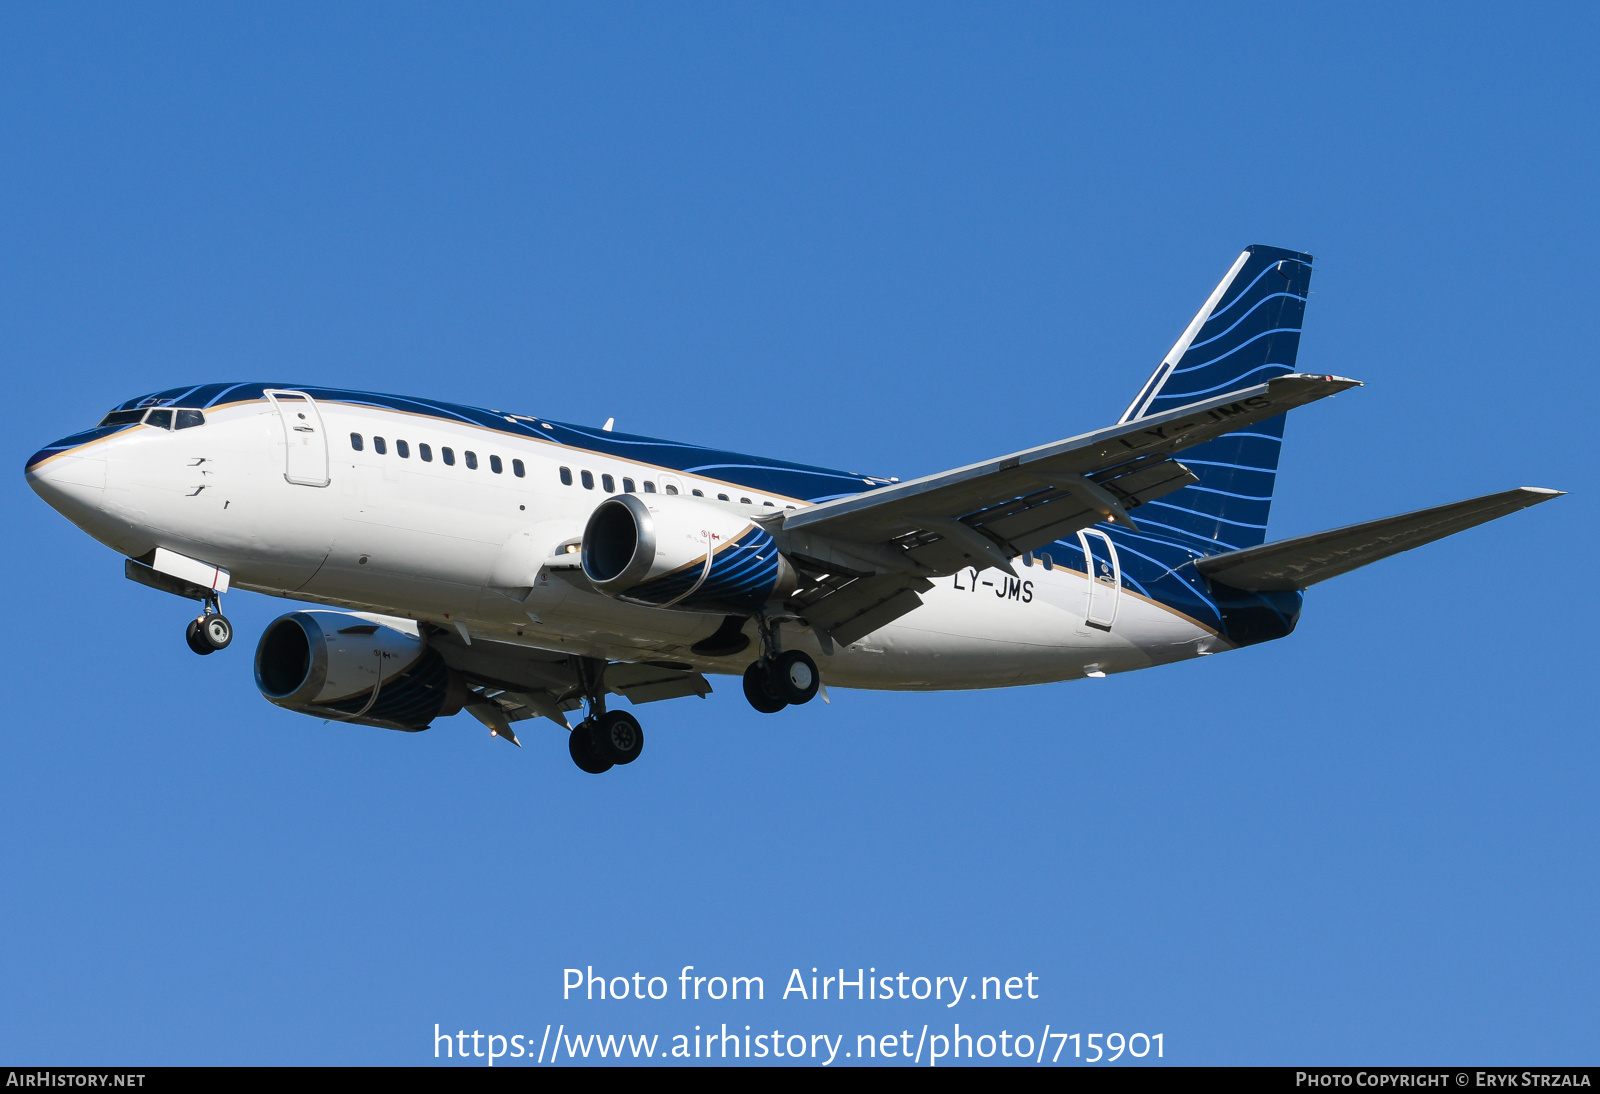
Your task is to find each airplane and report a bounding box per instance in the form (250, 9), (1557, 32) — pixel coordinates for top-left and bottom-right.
(25, 245), (1562, 774)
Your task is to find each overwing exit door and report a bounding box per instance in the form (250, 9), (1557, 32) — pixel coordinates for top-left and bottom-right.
(1077, 528), (1121, 631)
(265, 389), (330, 487)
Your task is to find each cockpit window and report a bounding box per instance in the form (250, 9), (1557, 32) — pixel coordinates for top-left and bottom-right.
(98, 409), (146, 427)
(98, 406), (205, 429)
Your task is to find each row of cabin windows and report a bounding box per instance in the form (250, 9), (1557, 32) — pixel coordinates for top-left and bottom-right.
(347, 433), (782, 505)
(348, 433), (524, 477)
(557, 466), (778, 507)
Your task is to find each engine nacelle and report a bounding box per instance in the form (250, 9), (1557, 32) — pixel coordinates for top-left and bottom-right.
(581, 493), (795, 613)
(254, 610), (460, 731)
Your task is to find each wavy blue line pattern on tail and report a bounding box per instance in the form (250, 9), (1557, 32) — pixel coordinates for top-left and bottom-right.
(1136, 244), (1312, 551)
(1050, 245), (1317, 647)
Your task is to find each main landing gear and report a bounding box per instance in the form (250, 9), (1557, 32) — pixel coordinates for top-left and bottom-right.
(184, 596), (233, 656)
(742, 616), (820, 714)
(569, 710), (645, 774)
(567, 658), (645, 775)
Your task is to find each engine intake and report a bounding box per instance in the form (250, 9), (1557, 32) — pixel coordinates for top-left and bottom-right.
(581, 494), (794, 613)
(254, 610), (459, 731)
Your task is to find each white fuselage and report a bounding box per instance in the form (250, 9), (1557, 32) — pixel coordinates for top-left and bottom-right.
(29, 394), (1227, 690)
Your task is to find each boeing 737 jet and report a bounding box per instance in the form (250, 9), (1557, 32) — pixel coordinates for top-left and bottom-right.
(25, 246), (1562, 773)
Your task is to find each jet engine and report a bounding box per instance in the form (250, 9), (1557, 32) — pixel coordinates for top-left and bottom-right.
(581, 493), (796, 613)
(254, 610), (461, 731)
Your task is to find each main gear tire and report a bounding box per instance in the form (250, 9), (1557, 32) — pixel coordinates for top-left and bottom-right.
(568, 721), (614, 774)
(742, 661), (787, 714)
(772, 650), (820, 705)
(595, 710), (644, 765)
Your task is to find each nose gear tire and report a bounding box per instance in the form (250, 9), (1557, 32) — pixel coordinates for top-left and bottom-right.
(185, 618), (215, 656)
(201, 614), (233, 650)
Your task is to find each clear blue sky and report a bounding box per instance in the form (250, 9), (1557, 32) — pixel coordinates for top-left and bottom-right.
(3, 3), (1595, 1066)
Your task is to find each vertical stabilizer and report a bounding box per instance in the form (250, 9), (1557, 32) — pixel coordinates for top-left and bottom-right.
(1119, 245), (1313, 551)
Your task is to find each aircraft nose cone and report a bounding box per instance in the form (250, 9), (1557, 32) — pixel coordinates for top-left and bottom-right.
(26, 440), (108, 515)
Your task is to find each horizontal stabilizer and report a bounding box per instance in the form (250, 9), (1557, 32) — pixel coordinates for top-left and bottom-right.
(1195, 487), (1564, 592)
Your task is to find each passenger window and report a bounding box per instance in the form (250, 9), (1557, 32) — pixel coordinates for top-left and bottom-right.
(622, 478), (635, 493)
(763, 501), (774, 507)
(1042, 552), (1054, 571)
(465, 451), (478, 470)
(350, 432), (364, 451)
(740, 497), (751, 504)
(374, 437), (388, 455)
(513, 459), (525, 478)
(581, 470), (594, 490)
(144, 409), (173, 429)
(419, 443), (432, 462)
(602, 474), (615, 493)
(717, 493), (729, 501)
(559, 466), (572, 485)
(691, 489), (704, 497)
(442, 447), (455, 466)
(397, 440), (410, 458)
(175, 410), (205, 430)
(664, 484), (677, 495)
(490, 455), (503, 474)
(643, 481), (656, 493)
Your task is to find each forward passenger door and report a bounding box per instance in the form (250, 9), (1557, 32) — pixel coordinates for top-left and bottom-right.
(265, 389), (330, 487)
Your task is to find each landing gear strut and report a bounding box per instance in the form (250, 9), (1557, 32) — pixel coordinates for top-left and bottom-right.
(742, 615), (820, 713)
(184, 596), (232, 656)
(567, 658), (645, 774)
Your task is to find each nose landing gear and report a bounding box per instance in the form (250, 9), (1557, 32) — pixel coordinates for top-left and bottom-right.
(184, 596), (233, 656)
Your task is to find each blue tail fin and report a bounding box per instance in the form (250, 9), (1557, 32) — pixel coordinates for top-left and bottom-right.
(1118, 244), (1313, 552)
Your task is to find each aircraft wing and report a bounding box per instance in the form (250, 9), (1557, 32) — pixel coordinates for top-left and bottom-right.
(1194, 486), (1563, 591)
(778, 373), (1357, 645)
(428, 627), (712, 732)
